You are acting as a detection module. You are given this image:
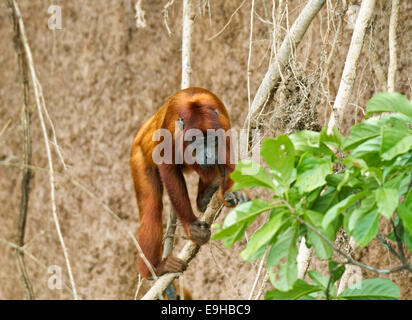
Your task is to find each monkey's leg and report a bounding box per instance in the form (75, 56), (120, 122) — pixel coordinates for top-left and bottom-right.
(131, 148), (185, 278)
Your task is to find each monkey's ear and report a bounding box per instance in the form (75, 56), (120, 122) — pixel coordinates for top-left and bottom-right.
(177, 117), (185, 130)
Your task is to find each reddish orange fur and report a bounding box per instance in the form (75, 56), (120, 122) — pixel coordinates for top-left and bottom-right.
(130, 88), (235, 278)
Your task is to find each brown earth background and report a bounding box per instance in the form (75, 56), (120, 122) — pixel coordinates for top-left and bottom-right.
(0, 0), (411, 299)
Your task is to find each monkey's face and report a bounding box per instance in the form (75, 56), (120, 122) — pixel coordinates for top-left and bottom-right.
(177, 106), (226, 168)
(194, 134), (220, 169)
(185, 131), (220, 169)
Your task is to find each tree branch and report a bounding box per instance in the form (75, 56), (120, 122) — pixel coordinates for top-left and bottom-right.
(7, 0), (79, 299)
(280, 200), (409, 275)
(142, 193), (223, 300)
(247, 0), (326, 123)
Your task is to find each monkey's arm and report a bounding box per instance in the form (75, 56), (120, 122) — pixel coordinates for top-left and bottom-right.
(158, 164), (197, 229)
(158, 164), (210, 245)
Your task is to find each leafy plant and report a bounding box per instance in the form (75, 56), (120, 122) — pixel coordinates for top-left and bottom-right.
(213, 92), (412, 300)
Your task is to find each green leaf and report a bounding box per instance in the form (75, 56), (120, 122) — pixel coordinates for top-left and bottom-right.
(308, 270), (329, 288)
(265, 279), (322, 300)
(343, 121), (381, 151)
(401, 228), (412, 251)
(289, 131), (320, 152)
(221, 199), (271, 228)
(240, 210), (285, 261)
(380, 121), (412, 160)
(366, 92), (412, 119)
(384, 171), (411, 195)
(348, 195), (375, 232)
(343, 157), (369, 172)
(397, 188), (412, 235)
(222, 223), (249, 248)
(338, 278), (400, 300)
(304, 210), (334, 259)
(352, 210), (379, 247)
(295, 153), (332, 194)
(322, 191), (369, 229)
(375, 187), (399, 219)
(330, 264), (346, 284)
(231, 160), (276, 191)
(382, 135), (412, 161)
(311, 187), (338, 214)
(350, 136), (382, 166)
(320, 126), (342, 149)
(212, 199), (272, 247)
(261, 136), (296, 192)
(267, 227), (298, 291)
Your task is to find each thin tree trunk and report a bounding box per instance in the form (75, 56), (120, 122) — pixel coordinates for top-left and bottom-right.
(181, 0), (194, 89)
(8, 1), (34, 299)
(327, 0), (376, 130)
(387, 0), (399, 92)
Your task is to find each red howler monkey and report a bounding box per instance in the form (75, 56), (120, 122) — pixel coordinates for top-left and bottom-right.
(130, 87), (248, 279)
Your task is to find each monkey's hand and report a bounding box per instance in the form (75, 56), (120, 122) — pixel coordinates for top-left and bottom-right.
(156, 255), (187, 277)
(189, 221), (211, 246)
(223, 190), (251, 207)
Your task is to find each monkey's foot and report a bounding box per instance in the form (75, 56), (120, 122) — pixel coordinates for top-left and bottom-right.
(189, 221), (211, 246)
(224, 190), (250, 207)
(156, 255), (187, 276)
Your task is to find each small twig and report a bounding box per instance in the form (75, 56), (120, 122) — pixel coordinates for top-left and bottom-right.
(377, 233), (403, 261)
(134, 275), (143, 300)
(248, 246), (268, 300)
(254, 272), (269, 300)
(207, 0), (247, 41)
(0, 120), (12, 140)
(320, 0), (348, 85)
(162, 0), (175, 36)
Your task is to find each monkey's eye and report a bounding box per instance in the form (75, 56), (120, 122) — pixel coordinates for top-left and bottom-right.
(215, 110), (219, 116)
(177, 117), (184, 130)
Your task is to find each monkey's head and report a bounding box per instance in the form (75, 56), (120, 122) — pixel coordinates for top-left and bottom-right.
(177, 102), (227, 169)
